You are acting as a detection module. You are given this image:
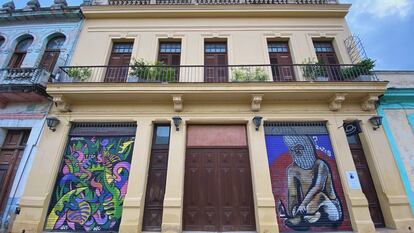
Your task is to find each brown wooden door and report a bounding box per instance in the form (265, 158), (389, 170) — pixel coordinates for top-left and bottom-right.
(105, 42), (133, 82)
(314, 41), (340, 80)
(158, 42), (181, 82)
(142, 125), (171, 231)
(183, 148), (256, 231)
(204, 42), (228, 83)
(0, 130), (30, 215)
(268, 42), (295, 81)
(347, 134), (385, 228)
(39, 51), (60, 73)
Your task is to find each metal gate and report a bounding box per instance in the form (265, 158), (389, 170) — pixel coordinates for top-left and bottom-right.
(45, 122), (137, 232)
(264, 122), (352, 232)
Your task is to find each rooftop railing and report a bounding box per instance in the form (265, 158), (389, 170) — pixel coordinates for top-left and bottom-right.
(55, 64), (378, 83)
(104, 0), (338, 5)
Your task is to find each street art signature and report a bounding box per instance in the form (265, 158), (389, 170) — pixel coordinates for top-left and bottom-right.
(45, 136), (135, 232)
(266, 135), (351, 232)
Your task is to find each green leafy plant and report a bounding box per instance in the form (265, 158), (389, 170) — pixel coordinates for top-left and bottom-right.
(129, 59), (177, 82)
(231, 67), (268, 82)
(341, 58), (375, 80)
(66, 67), (92, 81)
(301, 58), (328, 81)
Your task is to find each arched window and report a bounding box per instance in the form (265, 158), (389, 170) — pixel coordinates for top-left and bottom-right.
(0, 36), (5, 47)
(39, 35), (66, 73)
(8, 36), (33, 68)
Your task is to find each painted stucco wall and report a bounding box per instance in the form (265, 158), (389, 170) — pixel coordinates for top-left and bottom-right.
(70, 17), (353, 73)
(376, 71), (414, 216)
(384, 109), (414, 193)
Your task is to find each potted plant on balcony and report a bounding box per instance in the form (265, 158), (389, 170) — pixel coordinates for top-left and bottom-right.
(231, 67), (268, 82)
(341, 58), (375, 81)
(129, 59), (177, 83)
(66, 67), (92, 82)
(301, 58), (329, 81)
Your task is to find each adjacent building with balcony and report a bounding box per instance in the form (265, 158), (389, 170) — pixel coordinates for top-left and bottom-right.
(11, 0), (414, 233)
(0, 1), (83, 232)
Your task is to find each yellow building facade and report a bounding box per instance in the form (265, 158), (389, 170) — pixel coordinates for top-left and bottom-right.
(11, 1), (414, 233)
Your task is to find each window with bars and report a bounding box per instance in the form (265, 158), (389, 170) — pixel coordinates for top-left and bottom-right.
(313, 42), (334, 53)
(159, 42), (181, 53)
(205, 42), (227, 53)
(268, 42), (289, 53)
(112, 42), (134, 53)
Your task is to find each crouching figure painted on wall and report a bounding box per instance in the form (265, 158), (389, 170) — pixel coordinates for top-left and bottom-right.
(278, 136), (342, 231)
(265, 133), (352, 232)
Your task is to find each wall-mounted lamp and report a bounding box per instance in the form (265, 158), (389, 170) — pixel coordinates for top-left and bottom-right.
(46, 116), (60, 132)
(369, 116), (383, 130)
(172, 116), (182, 131)
(252, 116), (263, 131)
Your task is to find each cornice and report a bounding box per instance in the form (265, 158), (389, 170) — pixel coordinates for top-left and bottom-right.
(81, 4), (351, 19)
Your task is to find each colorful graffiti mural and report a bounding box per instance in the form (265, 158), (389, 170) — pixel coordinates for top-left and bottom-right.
(266, 134), (352, 232)
(45, 136), (135, 232)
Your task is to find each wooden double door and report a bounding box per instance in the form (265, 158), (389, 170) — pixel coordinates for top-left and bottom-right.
(183, 148), (256, 231)
(0, 130), (30, 216)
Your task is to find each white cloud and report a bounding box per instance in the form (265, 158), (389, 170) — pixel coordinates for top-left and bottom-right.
(345, 0), (413, 18)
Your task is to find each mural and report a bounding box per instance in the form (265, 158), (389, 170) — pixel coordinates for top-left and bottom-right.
(45, 136), (135, 232)
(266, 134), (352, 232)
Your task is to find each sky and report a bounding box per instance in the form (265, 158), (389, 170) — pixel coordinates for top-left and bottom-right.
(2, 0), (414, 70)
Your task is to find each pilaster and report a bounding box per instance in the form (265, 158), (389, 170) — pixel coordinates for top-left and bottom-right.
(119, 119), (154, 233)
(11, 118), (71, 233)
(161, 119), (186, 233)
(327, 117), (376, 233)
(246, 120), (278, 233)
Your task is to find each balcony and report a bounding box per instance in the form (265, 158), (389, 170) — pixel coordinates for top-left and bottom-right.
(0, 68), (51, 107)
(105, 0), (339, 5)
(55, 64), (378, 83)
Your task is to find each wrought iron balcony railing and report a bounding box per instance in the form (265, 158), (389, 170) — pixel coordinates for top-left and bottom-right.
(55, 64), (378, 83)
(0, 68), (51, 86)
(105, 0), (338, 5)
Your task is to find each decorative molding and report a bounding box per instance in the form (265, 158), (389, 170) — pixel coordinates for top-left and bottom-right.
(329, 93), (347, 111)
(251, 94), (263, 112)
(53, 95), (71, 113)
(172, 95), (183, 112)
(361, 94), (379, 111)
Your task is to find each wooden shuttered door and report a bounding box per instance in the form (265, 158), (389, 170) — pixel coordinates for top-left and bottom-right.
(44, 123), (136, 232)
(0, 130), (30, 216)
(268, 42), (295, 81)
(347, 134), (385, 228)
(313, 41), (340, 80)
(142, 125), (171, 231)
(264, 122), (352, 232)
(158, 42), (181, 82)
(105, 42), (133, 83)
(183, 125), (256, 231)
(204, 42), (228, 83)
(39, 36), (66, 73)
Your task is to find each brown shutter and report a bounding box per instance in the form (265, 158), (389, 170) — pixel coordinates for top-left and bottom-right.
(268, 42), (295, 81)
(0, 130), (30, 215)
(105, 42), (133, 82)
(39, 51), (60, 73)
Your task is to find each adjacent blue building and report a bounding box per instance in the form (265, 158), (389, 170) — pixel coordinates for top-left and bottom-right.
(0, 1), (83, 231)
